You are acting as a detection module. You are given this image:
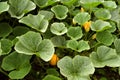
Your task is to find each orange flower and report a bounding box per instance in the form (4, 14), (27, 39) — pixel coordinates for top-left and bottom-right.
(83, 21), (91, 32)
(50, 54), (59, 66)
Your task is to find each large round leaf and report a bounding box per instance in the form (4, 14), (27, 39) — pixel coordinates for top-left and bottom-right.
(43, 75), (61, 80)
(50, 22), (67, 35)
(0, 23), (12, 37)
(33, 0), (48, 7)
(107, 21), (116, 33)
(57, 55), (95, 80)
(67, 27), (83, 40)
(8, 0), (36, 19)
(94, 8), (111, 20)
(15, 31), (54, 61)
(73, 12), (90, 25)
(114, 39), (120, 56)
(1, 51), (31, 79)
(0, 2), (9, 14)
(34, 0), (56, 8)
(19, 13), (49, 33)
(80, 0), (104, 9)
(39, 10), (54, 20)
(110, 6), (120, 22)
(51, 5), (68, 20)
(13, 26), (29, 36)
(96, 31), (114, 46)
(36, 39), (55, 61)
(16, 31), (42, 52)
(0, 39), (13, 56)
(51, 36), (66, 47)
(46, 68), (60, 77)
(103, 1), (117, 9)
(60, 0), (76, 6)
(90, 46), (120, 68)
(66, 40), (90, 52)
(91, 20), (112, 32)
(110, 6), (120, 31)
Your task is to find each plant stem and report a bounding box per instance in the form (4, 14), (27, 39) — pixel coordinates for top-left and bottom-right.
(36, 57), (46, 70)
(0, 68), (8, 76)
(91, 42), (101, 48)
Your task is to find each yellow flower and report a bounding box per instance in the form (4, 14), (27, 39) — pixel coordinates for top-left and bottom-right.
(80, 8), (84, 12)
(92, 34), (96, 39)
(50, 54), (59, 66)
(83, 21), (91, 32)
(72, 19), (76, 25)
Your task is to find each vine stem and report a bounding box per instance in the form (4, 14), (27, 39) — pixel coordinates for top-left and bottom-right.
(0, 68), (8, 76)
(91, 42), (101, 48)
(36, 57), (46, 70)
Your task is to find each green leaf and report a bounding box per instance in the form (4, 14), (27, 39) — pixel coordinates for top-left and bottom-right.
(90, 46), (120, 68)
(94, 8), (111, 20)
(67, 27), (83, 40)
(13, 26), (29, 36)
(100, 77), (107, 80)
(116, 20), (120, 31)
(1, 52), (31, 79)
(36, 39), (54, 61)
(50, 22), (67, 35)
(0, 39), (13, 56)
(39, 10), (54, 20)
(91, 20), (112, 32)
(8, 0), (36, 19)
(34, 0), (56, 8)
(15, 31), (42, 52)
(51, 36), (66, 47)
(43, 75), (62, 80)
(47, 68), (60, 77)
(40, 0), (56, 8)
(110, 6), (120, 22)
(0, 2), (9, 14)
(103, 1), (117, 9)
(80, 0), (104, 9)
(15, 31), (54, 61)
(73, 12), (90, 25)
(33, 0), (48, 7)
(114, 39), (120, 56)
(107, 21), (116, 33)
(51, 5), (68, 20)
(19, 13), (49, 33)
(0, 23), (12, 37)
(8, 63), (31, 79)
(67, 40), (90, 52)
(61, 0), (77, 6)
(96, 31), (114, 46)
(117, 0), (120, 5)
(42, 28), (54, 39)
(57, 55), (95, 80)
(110, 6), (120, 30)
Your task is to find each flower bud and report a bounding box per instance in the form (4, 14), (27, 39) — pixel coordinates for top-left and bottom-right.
(80, 8), (84, 12)
(92, 34), (96, 39)
(83, 21), (91, 32)
(72, 19), (76, 25)
(50, 54), (59, 66)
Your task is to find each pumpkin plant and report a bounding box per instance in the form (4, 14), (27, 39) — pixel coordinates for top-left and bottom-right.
(0, 0), (120, 80)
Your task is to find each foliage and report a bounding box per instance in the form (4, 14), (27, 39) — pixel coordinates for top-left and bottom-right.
(57, 55), (95, 80)
(0, 0), (120, 80)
